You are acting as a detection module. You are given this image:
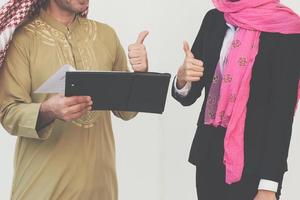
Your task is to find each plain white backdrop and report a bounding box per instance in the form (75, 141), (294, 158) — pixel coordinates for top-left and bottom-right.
(0, 0), (299, 199)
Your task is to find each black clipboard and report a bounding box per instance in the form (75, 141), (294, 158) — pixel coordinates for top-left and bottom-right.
(65, 71), (171, 114)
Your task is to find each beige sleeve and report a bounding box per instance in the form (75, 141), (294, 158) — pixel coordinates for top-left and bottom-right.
(111, 30), (137, 120)
(0, 32), (53, 140)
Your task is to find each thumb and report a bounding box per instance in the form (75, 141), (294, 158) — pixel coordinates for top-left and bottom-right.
(183, 41), (194, 58)
(136, 31), (149, 44)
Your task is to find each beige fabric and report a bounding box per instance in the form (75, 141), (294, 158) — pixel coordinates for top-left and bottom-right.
(0, 10), (136, 200)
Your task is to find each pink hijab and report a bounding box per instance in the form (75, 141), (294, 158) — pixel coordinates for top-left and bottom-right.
(205, 0), (300, 184)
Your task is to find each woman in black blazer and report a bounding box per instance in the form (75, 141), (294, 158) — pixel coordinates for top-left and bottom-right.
(172, 1), (300, 200)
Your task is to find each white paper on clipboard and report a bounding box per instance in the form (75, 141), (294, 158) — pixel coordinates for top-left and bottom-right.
(34, 64), (76, 94)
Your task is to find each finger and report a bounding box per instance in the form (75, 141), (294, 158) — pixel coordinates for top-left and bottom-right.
(66, 96), (91, 106)
(132, 64), (147, 72)
(129, 58), (142, 65)
(186, 63), (204, 72)
(185, 76), (201, 82)
(184, 61), (203, 71)
(186, 71), (204, 78)
(128, 50), (145, 59)
(183, 41), (194, 58)
(136, 31), (149, 44)
(132, 64), (143, 70)
(128, 44), (145, 51)
(190, 59), (203, 67)
(70, 96), (91, 105)
(185, 61), (202, 70)
(65, 106), (92, 121)
(183, 41), (190, 53)
(66, 102), (91, 115)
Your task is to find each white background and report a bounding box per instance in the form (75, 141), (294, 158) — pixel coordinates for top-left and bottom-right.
(0, 0), (299, 199)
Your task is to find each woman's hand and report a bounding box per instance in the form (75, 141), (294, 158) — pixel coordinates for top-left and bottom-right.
(253, 190), (277, 200)
(176, 41), (204, 89)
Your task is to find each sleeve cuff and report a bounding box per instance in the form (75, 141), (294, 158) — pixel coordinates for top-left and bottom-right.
(174, 76), (192, 97)
(258, 179), (278, 192)
(18, 103), (53, 140)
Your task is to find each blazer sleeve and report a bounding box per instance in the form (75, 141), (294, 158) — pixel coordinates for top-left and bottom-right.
(259, 35), (300, 182)
(172, 10), (215, 106)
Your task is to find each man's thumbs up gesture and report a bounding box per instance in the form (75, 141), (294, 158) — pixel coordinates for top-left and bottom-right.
(128, 31), (149, 72)
(177, 41), (205, 89)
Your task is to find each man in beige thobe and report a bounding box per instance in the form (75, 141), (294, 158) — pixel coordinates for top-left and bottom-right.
(0, 0), (148, 199)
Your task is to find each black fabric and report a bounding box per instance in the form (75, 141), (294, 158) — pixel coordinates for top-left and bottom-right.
(195, 130), (283, 200)
(172, 9), (300, 185)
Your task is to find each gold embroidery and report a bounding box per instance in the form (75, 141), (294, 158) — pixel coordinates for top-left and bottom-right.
(25, 18), (103, 128)
(72, 111), (100, 128)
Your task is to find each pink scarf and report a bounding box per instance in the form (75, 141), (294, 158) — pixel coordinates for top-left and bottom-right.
(205, 0), (300, 184)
